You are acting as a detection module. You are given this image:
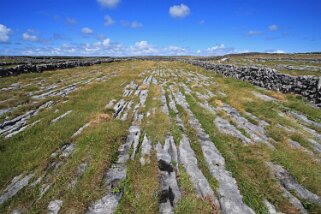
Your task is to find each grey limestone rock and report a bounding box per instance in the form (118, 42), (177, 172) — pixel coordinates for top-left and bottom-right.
(71, 123), (91, 138)
(253, 91), (277, 102)
(268, 162), (321, 210)
(161, 86), (169, 116)
(140, 135), (152, 165)
(178, 135), (216, 200)
(51, 110), (72, 123)
(156, 137), (181, 213)
(214, 116), (253, 144)
(289, 111), (321, 130)
(173, 89), (254, 214)
(219, 103), (274, 149)
(0, 173), (34, 205)
(113, 99), (127, 118)
(263, 200), (282, 214)
(139, 90), (149, 107)
(48, 199), (63, 214)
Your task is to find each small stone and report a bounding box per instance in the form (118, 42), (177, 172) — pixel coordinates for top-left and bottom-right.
(48, 200), (63, 214)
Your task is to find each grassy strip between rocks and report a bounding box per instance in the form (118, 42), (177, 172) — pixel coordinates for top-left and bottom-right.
(142, 83), (171, 143)
(115, 152), (159, 214)
(184, 92), (300, 214)
(272, 143), (321, 213)
(0, 61), (153, 213)
(162, 87), (218, 213)
(174, 104), (220, 214)
(188, 64), (321, 213)
(175, 103), (220, 192)
(115, 75), (162, 213)
(175, 165), (217, 214)
(0, 65), (107, 120)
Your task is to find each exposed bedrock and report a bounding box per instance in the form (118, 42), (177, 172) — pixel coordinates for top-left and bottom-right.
(0, 173), (34, 205)
(156, 136), (181, 213)
(3, 57), (321, 106)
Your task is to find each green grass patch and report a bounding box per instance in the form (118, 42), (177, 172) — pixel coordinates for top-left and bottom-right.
(115, 152), (159, 214)
(175, 165), (217, 214)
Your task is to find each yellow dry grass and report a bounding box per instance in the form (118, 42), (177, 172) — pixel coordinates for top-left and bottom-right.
(90, 113), (112, 124)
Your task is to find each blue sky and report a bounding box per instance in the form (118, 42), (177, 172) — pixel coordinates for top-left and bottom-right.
(0, 0), (320, 56)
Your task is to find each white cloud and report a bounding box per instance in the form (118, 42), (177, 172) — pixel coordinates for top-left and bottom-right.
(97, 0), (120, 8)
(269, 24), (278, 32)
(11, 37), (241, 57)
(267, 49), (285, 54)
(0, 24), (11, 42)
(169, 4), (190, 18)
(120, 20), (143, 29)
(164, 46), (189, 55)
(129, 41), (158, 55)
(102, 38), (111, 47)
(97, 38), (111, 47)
(207, 44), (225, 51)
(135, 41), (150, 49)
(65, 17), (77, 25)
(247, 30), (262, 36)
(89, 38), (112, 52)
(22, 32), (38, 42)
(128, 42), (191, 56)
(81, 27), (93, 34)
(104, 15), (115, 26)
(205, 44), (236, 55)
(130, 21), (143, 29)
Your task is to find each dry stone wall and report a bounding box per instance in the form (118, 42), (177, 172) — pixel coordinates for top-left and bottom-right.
(0, 58), (119, 77)
(185, 59), (321, 105)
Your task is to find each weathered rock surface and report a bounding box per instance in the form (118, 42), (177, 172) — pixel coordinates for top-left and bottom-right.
(178, 135), (216, 199)
(308, 139), (321, 154)
(219, 103), (273, 148)
(51, 110), (72, 123)
(287, 139), (319, 161)
(289, 111), (321, 130)
(139, 90), (149, 107)
(253, 91), (277, 102)
(161, 86), (169, 115)
(120, 101), (133, 121)
(48, 199), (63, 214)
(140, 135), (152, 165)
(130, 126), (141, 160)
(263, 200), (280, 214)
(0, 101), (54, 138)
(32, 84), (77, 100)
(71, 123), (91, 138)
(214, 116), (253, 144)
(268, 162), (321, 213)
(113, 99), (127, 118)
(0, 173), (34, 205)
(173, 89), (254, 214)
(156, 136), (181, 213)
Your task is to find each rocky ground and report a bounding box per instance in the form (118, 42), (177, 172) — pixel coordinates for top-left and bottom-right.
(205, 53), (321, 76)
(0, 59), (321, 214)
